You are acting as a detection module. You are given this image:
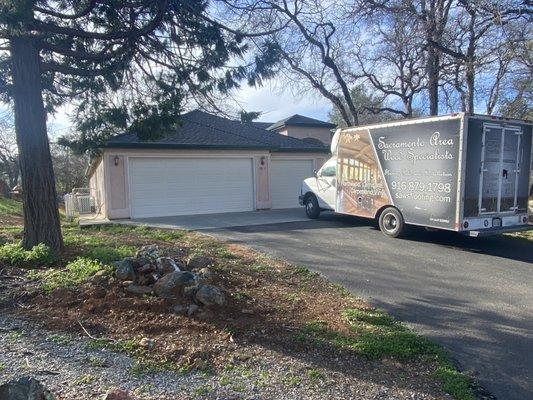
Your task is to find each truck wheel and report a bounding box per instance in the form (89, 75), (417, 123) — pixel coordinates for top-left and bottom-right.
(304, 195), (320, 219)
(378, 207), (405, 238)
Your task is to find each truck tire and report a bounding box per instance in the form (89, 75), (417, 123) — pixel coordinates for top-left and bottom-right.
(378, 207), (405, 238)
(304, 195), (320, 219)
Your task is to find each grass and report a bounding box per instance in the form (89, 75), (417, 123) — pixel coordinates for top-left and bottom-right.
(8, 330), (24, 341)
(0, 242), (56, 268)
(293, 309), (475, 400)
(86, 337), (190, 376)
(86, 338), (140, 355)
(0, 197), (22, 216)
(84, 245), (135, 263)
(306, 368), (326, 382)
(86, 356), (108, 367)
(28, 257), (113, 293)
(83, 225), (186, 243)
(72, 374), (95, 385)
(48, 334), (72, 346)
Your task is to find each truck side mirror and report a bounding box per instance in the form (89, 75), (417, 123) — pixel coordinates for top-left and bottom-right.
(313, 169), (318, 177)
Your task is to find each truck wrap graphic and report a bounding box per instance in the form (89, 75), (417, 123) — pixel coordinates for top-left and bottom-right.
(336, 118), (461, 229)
(335, 129), (391, 218)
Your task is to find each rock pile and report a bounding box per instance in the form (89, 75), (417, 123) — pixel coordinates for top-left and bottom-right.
(112, 245), (225, 315)
(0, 376), (55, 400)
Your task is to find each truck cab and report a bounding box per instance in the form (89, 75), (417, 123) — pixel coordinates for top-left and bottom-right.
(299, 157), (337, 218)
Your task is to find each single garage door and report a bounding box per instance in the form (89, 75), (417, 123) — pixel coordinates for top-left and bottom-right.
(271, 159), (314, 209)
(129, 157), (254, 218)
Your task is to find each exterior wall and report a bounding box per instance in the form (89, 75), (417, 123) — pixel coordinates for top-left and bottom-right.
(88, 157), (106, 217)
(99, 148), (329, 219)
(277, 126), (333, 145)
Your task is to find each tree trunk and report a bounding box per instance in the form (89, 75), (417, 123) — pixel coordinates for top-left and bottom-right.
(10, 36), (63, 254)
(465, 62), (475, 114)
(427, 46), (439, 116)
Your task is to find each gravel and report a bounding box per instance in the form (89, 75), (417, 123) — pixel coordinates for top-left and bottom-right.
(0, 313), (450, 400)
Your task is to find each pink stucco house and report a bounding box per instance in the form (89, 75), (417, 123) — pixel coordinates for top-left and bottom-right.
(88, 110), (334, 219)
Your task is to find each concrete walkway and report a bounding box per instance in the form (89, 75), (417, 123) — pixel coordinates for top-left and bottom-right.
(80, 208), (308, 231)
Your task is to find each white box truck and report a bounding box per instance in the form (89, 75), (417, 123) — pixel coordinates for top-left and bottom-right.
(299, 113), (532, 237)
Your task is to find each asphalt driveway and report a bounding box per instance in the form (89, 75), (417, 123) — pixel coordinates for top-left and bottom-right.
(205, 211), (533, 400)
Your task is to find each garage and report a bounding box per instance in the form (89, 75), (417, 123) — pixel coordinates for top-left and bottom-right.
(271, 159), (314, 209)
(89, 110), (330, 219)
(129, 157), (254, 218)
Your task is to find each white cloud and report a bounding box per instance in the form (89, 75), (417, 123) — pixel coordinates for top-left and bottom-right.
(232, 81), (332, 123)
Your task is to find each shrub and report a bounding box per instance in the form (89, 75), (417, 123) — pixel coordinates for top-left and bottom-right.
(28, 257), (112, 293)
(0, 242), (56, 267)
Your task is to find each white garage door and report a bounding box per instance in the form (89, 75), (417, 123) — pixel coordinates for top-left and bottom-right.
(271, 159), (314, 209)
(129, 157), (254, 218)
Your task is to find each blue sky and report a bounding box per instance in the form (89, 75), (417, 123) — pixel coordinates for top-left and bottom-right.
(233, 82), (332, 123)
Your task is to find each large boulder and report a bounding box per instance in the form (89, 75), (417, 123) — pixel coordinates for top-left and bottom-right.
(156, 257), (180, 275)
(187, 256), (214, 270)
(103, 388), (136, 400)
(197, 267), (214, 281)
(153, 271), (199, 299)
(0, 376), (55, 400)
(114, 258), (135, 281)
(135, 245), (159, 260)
(195, 284), (226, 306)
(125, 284), (153, 296)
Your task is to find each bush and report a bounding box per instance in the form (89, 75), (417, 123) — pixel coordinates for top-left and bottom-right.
(28, 257), (112, 293)
(0, 242), (56, 267)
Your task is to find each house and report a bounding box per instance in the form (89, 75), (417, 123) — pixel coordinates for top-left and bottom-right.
(88, 110), (333, 219)
(263, 114), (336, 145)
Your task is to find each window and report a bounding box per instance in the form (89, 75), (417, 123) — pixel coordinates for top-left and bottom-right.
(320, 159), (337, 177)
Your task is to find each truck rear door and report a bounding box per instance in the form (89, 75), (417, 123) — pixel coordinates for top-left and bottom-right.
(479, 123), (522, 215)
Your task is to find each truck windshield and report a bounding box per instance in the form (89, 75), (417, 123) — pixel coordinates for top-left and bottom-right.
(320, 159), (336, 177)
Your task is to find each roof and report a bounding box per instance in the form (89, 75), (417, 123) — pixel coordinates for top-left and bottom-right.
(104, 110), (329, 153)
(268, 114), (336, 131)
(250, 121), (274, 129)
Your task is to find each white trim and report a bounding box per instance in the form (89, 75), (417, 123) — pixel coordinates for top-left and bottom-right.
(341, 113), (464, 133)
(496, 126), (505, 213)
(457, 114), (468, 227)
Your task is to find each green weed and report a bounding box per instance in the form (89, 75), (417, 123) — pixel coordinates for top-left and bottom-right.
(0, 198), (22, 216)
(433, 364), (475, 400)
(306, 368), (325, 382)
(72, 374), (95, 385)
(28, 257), (112, 293)
(293, 309), (475, 400)
(48, 334), (72, 346)
(85, 245), (135, 263)
(0, 242), (56, 267)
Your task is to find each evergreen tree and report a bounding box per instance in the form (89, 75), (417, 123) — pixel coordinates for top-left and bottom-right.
(0, 0), (252, 253)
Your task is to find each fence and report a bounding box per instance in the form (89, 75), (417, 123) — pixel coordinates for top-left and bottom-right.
(64, 188), (95, 221)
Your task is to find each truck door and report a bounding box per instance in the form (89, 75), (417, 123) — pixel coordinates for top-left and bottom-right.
(479, 124), (522, 214)
(316, 158), (337, 209)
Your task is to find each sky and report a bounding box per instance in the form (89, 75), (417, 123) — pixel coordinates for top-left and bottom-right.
(47, 79), (333, 135)
(232, 81), (332, 123)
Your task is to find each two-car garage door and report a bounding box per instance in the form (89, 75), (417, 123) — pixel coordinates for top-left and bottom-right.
(128, 157), (315, 218)
(129, 157), (254, 218)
